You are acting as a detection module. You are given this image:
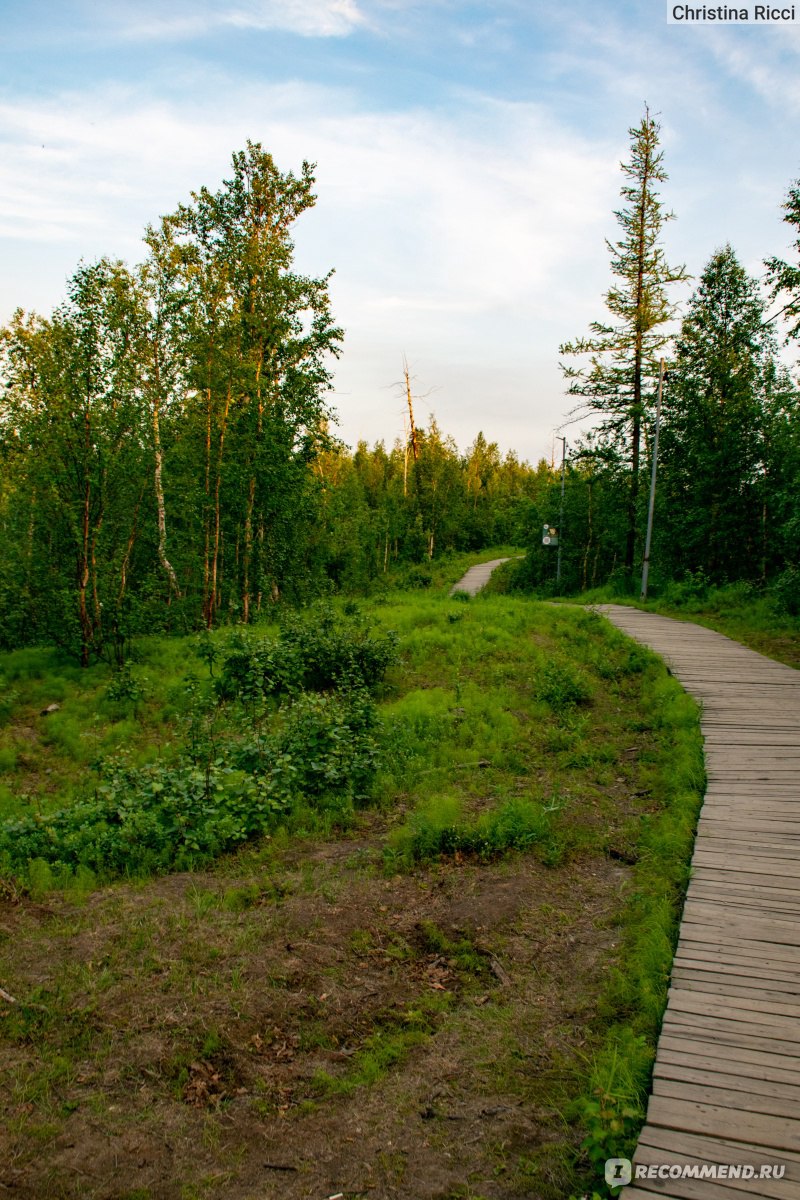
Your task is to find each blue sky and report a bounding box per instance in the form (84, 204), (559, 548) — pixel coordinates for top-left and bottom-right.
(2, 1), (799, 461)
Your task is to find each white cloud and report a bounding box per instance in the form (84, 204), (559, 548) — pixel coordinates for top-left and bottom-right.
(707, 28), (800, 112)
(111, 0), (366, 41)
(0, 79), (620, 459)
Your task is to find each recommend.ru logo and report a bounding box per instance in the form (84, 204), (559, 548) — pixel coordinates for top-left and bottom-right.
(605, 1159), (633, 1187)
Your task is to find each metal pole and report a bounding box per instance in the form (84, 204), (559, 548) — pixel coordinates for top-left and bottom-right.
(640, 359), (666, 601)
(556, 436), (566, 586)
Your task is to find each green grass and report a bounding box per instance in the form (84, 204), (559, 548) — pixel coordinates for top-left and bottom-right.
(0, 560), (707, 1199)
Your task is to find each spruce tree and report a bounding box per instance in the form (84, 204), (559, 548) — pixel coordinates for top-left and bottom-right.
(560, 108), (687, 577)
(765, 177), (800, 340)
(657, 245), (778, 581)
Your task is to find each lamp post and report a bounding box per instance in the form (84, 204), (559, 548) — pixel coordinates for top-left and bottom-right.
(556, 436), (566, 586)
(640, 359), (666, 601)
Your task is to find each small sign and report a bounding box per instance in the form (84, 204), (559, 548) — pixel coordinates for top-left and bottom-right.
(542, 525), (559, 547)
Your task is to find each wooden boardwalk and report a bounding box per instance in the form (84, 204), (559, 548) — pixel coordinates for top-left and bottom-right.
(597, 605), (800, 1199)
(450, 557), (514, 595)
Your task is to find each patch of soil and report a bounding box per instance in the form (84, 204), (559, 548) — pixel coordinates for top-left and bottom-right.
(0, 829), (629, 1200)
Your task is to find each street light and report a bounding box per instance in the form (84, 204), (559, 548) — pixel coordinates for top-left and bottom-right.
(640, 359), (667, 601)
(557, 436), (566, 586)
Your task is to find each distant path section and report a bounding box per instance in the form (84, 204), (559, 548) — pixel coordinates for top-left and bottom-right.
(450, 558), (515, 596)
(596, 604), (800, 1199)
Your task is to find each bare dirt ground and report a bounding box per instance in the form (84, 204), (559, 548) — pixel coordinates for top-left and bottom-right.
(0, 824), (629, 1200)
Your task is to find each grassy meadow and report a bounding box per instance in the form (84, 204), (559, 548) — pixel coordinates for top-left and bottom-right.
(0, 555), (705, 1199)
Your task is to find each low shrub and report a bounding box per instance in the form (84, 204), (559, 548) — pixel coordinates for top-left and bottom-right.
(772, 566), (800, 616)
(0, 676), (383, 882)
(535, 661), (593, 712)
(217, 605), (398, 702)
(389, 794), (562, 866)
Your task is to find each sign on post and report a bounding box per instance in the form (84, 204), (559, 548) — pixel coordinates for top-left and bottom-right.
(542, 525), (559, 546)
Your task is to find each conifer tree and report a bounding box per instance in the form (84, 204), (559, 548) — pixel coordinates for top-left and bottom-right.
(765, 177), (800, 340)
(657, 245), (778, 580)
(560, 108), (687, 577)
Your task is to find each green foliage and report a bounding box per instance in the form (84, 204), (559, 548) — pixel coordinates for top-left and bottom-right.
(774, 566), (800, 616)
(0, 611), (388, 881)
(656, 246), (784, 585)
(560, 109), (688, 577)
(105, 665), (147, 704)
(573, 1032), (650, 1196)
(570, 638), (705, 1197)
(388, 793), (561, 866)
(535, 661), (593, 711)
(217, 605), (398, 701)
(269, 688), (382, 811)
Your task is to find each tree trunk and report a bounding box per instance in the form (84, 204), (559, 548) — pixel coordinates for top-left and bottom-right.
(626, 142), (650, 577)
(79, 477), (92, 667)
(208, 383), (232, 628)
(152, 343), (181, 597)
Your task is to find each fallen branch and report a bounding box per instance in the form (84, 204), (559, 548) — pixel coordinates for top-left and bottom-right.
(489, 959), (512, 987)
(0, 986), (17, 1005)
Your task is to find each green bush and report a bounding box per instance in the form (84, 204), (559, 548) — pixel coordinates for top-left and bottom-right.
(217, 605), (398, 702)
(389, 794), (560, 866)
(773, 566), (800, 616)
(0, 637), (385, 881)
(535, 661), (592, 712)
(0, 756), (288, 878)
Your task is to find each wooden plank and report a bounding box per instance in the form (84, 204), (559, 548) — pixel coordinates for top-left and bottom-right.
(673, 954), (800, 985)
(689, 852), (800, 879)
(679, 907), (800, 947)
(629, 1141), (799, 1199)
(681, 897), (800, 922)
(695, 811), (800, 830)
(677, 927), (800, 965)
(703, 750), (800, 758)
(686, 878), (800, 899)
(652, 1076), (800, 1120)
(681, 897), (800, 921)
(644, 1093), (800, 1152)
(686, 876), (800, 899)
(696, 818), (800, 835)
(656, 1037), (800, 1087)
(625, 1144), (796, 1199)
(684, 880), (800, 903)
(655, 1056), (800, 1097)
(686, 864), (800, 892)
(666, 987), (800, 1026)
(690, 866), (800, 893)
(637, 1124), (800, 1168)
(668, 969), (800, 1006)
(695, 825), (800, 844)
(663, 1017), (800, 1058)
(700, 793), (799, 804)
(620, 1188), (683, 1200)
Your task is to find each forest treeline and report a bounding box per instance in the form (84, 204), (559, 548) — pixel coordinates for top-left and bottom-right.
(519, 110), (800, 610)
(0, 142), (541, 663)
(2, 125), (800, 666)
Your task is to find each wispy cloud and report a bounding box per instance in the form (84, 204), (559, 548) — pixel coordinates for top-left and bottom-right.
(0, 78), (619, 455)
(111, 0), (366, 41)
(706, 27), (800, 112)
(5, 1), (798, 457)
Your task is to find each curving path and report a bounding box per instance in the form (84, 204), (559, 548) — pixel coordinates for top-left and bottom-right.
(450, 557), (516, 596)
(597, 604), (800, 1199)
